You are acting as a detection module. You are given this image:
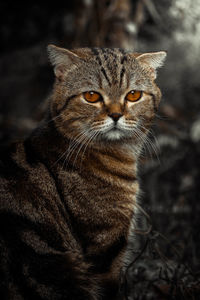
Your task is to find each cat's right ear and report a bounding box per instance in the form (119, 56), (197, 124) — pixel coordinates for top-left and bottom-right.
(135, 51), (167, 79)
(47, 45), (81, 81)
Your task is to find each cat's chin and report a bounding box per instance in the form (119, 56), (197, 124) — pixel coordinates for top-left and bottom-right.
(103, 129), (125, 141)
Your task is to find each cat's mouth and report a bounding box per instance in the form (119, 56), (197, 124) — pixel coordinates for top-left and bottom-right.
(92, 119), (132, 141)
(103, 124), (125, 140)
(111, 126), (119, 131)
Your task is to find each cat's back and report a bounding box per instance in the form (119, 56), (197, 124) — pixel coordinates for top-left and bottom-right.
(0, 140), (49, 198)
(0, 141), (95, 300)
(0, 142), (29, 200)
(0, 141), (31, 186)
(0, 140), (62, 220)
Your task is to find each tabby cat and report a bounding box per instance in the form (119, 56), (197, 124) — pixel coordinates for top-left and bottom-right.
(0, 45), (166, 299)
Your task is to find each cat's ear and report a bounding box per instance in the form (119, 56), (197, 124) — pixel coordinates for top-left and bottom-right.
(136, 51), (167, 79)
(47, 44), (81, 80)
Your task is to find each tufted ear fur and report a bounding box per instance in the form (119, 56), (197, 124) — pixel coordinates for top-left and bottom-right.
(47, 44), (82, 81)
(136, 51), (167, 79)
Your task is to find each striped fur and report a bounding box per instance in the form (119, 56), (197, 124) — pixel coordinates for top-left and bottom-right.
(0, 46), (166, 299)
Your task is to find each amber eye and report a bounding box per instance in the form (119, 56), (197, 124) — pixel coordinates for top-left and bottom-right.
(125, 90), (142, 102)
(83, 91), (102, 103)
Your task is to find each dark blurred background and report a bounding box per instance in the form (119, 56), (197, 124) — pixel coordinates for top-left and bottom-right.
(1, 0), (200, 298)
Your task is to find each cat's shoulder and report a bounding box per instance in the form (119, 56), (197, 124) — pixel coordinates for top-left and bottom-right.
(0, 139), (48, 191)
(0, 140), (55, 212)
(0, 141), (33, 175)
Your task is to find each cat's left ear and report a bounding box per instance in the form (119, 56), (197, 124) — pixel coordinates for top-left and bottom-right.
(47, 44), (82, 81)
(136, 51), (167, 79)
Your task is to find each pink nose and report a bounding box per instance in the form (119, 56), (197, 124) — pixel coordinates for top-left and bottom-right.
(108, 113), (122, 122)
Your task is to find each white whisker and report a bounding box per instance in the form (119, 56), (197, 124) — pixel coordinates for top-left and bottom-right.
(71, 133), (92, 168)
(79, 130), (100, 170)
(65, 128), (93, 168)
(46, 112), (65, 124)
(136, 123), (160, 163)
(52, 129), (92, 170)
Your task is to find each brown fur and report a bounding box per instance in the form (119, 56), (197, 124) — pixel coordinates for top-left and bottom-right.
(0, 46), (166, 299)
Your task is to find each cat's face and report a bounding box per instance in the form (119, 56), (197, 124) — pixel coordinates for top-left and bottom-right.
(48, 46), (166, 144)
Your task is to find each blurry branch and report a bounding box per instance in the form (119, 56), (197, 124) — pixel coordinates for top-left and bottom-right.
(72, 0), (147, 50)
(121, 226), (200, 299)
(95, 0), (135, 49)
(118, 200), (200, 299)
(144, 0), (162, 25)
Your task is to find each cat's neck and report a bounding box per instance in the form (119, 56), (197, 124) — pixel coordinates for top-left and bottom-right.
(81, 143), (138, 184)
(29, 121), (139, 184)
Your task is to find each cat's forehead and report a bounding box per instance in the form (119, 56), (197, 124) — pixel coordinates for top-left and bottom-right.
(73, 47), (130, 74)
(90, 47), (127, 63)
(72, 47), (144, 93)
(73, 47), (127, 61)
(90, 48), (129, 92)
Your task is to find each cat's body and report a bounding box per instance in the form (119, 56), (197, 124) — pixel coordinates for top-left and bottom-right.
(0, 47), (166, 299)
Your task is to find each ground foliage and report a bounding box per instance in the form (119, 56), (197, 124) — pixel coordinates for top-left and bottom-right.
(0, 0), (200, 299)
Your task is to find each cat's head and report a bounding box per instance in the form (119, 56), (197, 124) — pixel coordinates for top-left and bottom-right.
(47, 45), (166, 144)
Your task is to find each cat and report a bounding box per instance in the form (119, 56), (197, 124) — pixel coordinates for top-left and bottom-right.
(0, 45), (166, 299)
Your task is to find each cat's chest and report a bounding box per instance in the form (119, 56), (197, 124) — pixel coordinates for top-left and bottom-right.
(59, 169), (139, 224)
(57, 171), (139, 255)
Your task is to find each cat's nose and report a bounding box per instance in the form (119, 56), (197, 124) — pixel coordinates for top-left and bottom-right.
(108, 113), (123, 122)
